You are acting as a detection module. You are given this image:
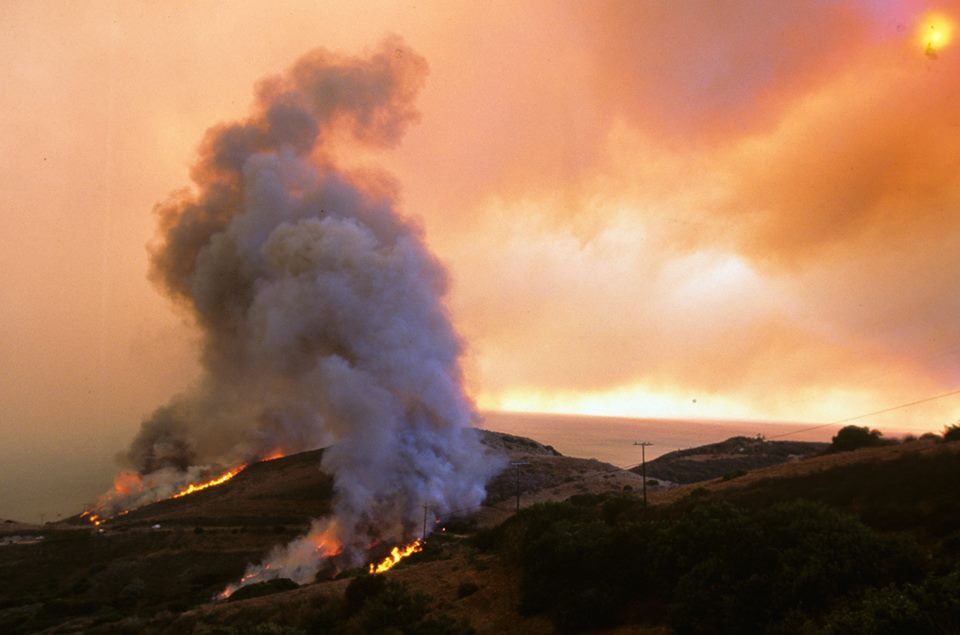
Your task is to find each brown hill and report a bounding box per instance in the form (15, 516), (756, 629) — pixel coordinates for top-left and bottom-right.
(632, 435), (828, 484)
(5, 431), (951, 634)
(0, 430), (636, 634)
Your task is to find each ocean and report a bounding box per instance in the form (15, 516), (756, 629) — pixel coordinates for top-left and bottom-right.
(479, 411), (838, 469)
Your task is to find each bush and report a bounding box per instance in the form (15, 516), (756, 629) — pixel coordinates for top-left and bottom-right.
(942, 424), (960, 442)
(830, 425), (884, 452)
(303, 593), (343, 633)
(442, 516), (478, 534)
(508, 496), (925, 633)
(344, 573), (387, 614)
(668, 501), (924, 634)
(456, 581), (479, 599)
(39, 598), (100, 618)
(347, 577), (475, 635)
(413, 614), (476, 635)
(117, 577), (146, 604)
(205, 624), (306, 635)
(816, 566), (960, 634)
(227, 578), (298, 603)
(360, 580), (429, 633)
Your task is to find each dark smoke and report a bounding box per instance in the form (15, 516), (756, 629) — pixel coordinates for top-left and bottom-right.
(100, 37), (500, 580)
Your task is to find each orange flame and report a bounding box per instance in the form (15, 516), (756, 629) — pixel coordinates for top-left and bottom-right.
(260, 449), (285, 462)
(80, 511), (103, 527)
(111, 471), (144, 497)
(218, 566), (267, 600)
(172, 465), (245, 498)
(218, 522), (343, 600)
(368, 540), (423, 574)
(82, 464), (248, 527)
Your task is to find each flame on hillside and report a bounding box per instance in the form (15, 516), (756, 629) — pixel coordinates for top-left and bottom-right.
(368, 540), (423, 574)
(172, 465), (245, 498)
(218, 521), (343, 599)
(79, 511), (102, 527)
(84, 458), (271, 525)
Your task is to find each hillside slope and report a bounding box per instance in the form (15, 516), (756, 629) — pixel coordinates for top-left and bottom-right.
(0, 430), (632, 634)
(6, 432), (957, 634)
(632, 435), (828, 484)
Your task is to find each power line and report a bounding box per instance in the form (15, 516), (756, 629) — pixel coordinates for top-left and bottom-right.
(765, 386), (960, 440)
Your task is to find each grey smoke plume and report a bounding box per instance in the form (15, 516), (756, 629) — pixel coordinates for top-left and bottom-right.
(100, 38), (500, 579)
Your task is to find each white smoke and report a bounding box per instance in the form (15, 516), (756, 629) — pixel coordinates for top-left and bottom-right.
(98, 37), (502, 584)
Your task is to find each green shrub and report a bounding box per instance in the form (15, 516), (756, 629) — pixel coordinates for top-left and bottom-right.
(205, 624), (306, 635)
(227, 578), (298, 603)
(509, 497), (925, 633)
(668, 501), (924, 634)
(817, 566), (960, 634)
(456, 581), (479, 599)
(942, 424), (960, 442)
(118, 577), (146, 604)
(830, 425), (883, 452)
(39, 598), (100, 618)
(721, 469), (748, 481)
(413, 614), (476, 635)
(344, 573), (387, 614)
(360, 580), (429, 633)
(303, 593), (344, 633)
(352, 578), (475, 635)
(442, 517), (477, 534)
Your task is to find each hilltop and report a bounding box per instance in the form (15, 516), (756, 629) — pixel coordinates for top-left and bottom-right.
(633, 435), (828, 484)
(2, 432), (959, 634)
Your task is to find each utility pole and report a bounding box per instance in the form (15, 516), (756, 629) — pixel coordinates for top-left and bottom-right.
(633, 442), (653, 506)
(511, 462), (530, 513)
(421, 504), (430, 541)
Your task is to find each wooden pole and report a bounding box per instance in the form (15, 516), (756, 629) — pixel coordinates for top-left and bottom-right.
(510, 462), (530, 513)
(633, 442), (653, 506)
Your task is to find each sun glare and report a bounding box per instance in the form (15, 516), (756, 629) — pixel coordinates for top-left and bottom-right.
(919, 12), (954, 55)
(483, 385), (759, 421)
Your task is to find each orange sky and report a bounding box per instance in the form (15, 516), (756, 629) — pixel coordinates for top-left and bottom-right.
(2, 0), (960, 519)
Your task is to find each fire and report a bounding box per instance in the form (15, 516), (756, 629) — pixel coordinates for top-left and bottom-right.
(368, 540), (423, 574)
(218, 567), (266, 600)
(260, 449), (286, 462)
(111, 471), (145, 497)
(80, 511), (103, 527)
(83, 464), (248, 526)
(172, 465), (245, 498)
(218, 522), (343, 599)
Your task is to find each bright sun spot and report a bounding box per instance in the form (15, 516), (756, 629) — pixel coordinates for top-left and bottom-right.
(483, 384), (760, 421)
(919, 12), (954, 55)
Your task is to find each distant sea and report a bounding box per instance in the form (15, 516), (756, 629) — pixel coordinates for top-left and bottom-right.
(480, 411), (837, 469)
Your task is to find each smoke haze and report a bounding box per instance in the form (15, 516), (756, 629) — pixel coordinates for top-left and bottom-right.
(3, 1), (960, 522)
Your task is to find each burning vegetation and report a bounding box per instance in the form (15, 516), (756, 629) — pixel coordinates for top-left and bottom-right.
(82, 459), (268, 526)
(171, 465), (245, 499)
(368, 540), (423, 574)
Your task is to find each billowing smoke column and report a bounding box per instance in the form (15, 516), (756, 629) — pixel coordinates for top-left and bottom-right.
(102, 37), (500, 583)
